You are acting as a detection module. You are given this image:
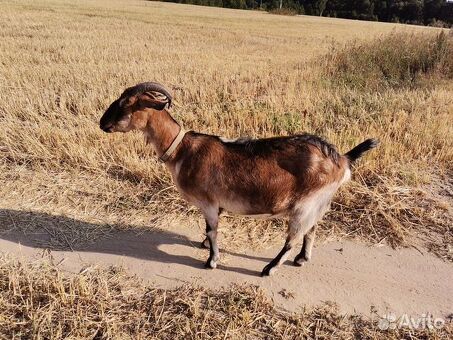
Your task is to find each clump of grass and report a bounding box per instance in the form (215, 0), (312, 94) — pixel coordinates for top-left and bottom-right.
(323, 31), (453, 90)
(1, 257), (452, 339)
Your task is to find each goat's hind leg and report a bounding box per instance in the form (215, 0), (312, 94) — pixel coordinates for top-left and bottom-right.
(294, 226), (317, 266)
(261, 217), (303, 277)
(293, 200), (331, 266)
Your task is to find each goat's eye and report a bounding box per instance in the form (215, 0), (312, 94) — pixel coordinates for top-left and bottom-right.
(119, 96), (135, 108)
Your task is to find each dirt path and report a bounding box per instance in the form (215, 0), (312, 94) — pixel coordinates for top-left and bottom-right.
(1, 222), (452, 319)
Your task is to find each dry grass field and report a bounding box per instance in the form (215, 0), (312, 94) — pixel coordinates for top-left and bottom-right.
(1, 0), (452, 338)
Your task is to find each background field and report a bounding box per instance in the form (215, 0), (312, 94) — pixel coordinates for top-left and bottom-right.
(1, 0), (453, 338)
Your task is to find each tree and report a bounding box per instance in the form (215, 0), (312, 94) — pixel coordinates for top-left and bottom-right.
(157, 0), (453, 27)
(301, 0), (328, 16)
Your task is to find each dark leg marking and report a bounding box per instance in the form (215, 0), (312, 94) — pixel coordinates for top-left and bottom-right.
(261, 240), (292, 276)
(203, 211), (220, 269)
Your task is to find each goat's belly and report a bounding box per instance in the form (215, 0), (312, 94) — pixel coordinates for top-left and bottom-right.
(219, 197), (287, 219)
(223, 210), (285, 219)
(239, 212), (285, 219)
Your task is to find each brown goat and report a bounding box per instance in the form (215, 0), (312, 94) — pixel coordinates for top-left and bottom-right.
(100, 82), (378, 276)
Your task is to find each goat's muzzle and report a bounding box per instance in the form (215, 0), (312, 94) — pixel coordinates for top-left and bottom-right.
(100, 123), (114, 133)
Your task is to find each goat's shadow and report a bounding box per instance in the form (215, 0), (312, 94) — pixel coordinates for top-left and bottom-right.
(0, 209), (272, 277)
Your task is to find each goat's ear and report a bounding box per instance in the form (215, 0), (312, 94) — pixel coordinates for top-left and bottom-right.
(118, 95), (137, 108)
(138, 91), (170, 111)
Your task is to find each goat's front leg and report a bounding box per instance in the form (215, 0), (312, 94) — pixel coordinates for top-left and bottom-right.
(201, 207), (223, 248)
(200, 237), (210, 248)
(202, 206), (220, 269)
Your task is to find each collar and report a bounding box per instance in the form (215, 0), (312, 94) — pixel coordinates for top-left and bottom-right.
(158, 127), (186, 163)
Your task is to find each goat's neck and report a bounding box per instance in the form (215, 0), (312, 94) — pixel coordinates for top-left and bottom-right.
(142, 109), (181, 159)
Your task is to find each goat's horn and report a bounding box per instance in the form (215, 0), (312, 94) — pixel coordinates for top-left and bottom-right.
(122, 81), (173, 108)
(138, 82), (173, 108)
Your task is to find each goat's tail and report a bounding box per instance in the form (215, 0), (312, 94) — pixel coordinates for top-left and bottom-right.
(344, 138), (379, 164)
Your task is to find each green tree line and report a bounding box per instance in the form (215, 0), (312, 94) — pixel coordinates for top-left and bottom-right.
(159, 0), (453, 26)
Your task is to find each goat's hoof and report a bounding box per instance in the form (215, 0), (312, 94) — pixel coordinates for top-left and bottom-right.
(261, 265), (275, 277)
(204, 259), (217, 269)
(200, 238), (210, 249)
(293, 255), (309, 267)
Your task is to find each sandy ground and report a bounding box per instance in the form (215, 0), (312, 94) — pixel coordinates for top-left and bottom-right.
(1, 219), (452, 320)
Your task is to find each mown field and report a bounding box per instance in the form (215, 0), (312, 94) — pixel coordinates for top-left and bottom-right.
(0, 0), (452, 338)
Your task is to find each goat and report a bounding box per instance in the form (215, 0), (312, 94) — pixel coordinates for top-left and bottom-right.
(99, 82), (378, 276)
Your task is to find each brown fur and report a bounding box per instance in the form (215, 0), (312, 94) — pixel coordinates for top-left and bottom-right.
(169, 133), (347, 216)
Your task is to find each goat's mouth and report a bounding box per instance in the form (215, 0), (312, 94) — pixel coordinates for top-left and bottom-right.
(100, 124), (114, 133)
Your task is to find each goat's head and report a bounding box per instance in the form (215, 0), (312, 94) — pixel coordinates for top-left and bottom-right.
(99, 82), (172, 133)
